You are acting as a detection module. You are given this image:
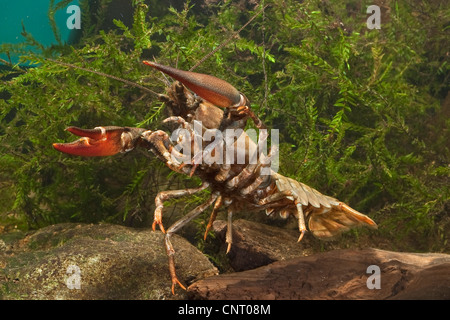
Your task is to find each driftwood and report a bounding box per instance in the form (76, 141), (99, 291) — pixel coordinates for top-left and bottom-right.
(188, 248), (450, 299)
(189, 219), (450, 300)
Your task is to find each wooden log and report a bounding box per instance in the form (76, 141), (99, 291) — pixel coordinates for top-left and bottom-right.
(188, 248), (450, 300)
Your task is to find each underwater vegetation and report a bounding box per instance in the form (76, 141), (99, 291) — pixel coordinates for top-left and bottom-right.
(0, 0), (448, 252)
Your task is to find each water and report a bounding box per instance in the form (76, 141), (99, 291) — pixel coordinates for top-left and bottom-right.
(0, 0), (80, 64)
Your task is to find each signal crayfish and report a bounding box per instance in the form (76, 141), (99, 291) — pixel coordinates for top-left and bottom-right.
(53, 60), (377, 294)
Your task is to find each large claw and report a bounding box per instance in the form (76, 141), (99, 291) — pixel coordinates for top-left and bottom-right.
(143, 60), (246, 108)
(53, 126), (146, 157)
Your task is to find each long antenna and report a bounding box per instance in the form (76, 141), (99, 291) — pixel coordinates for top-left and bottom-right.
(189, 4), (269, 72)
(45, 4), (268, 93)
(45, 58), (159, 96)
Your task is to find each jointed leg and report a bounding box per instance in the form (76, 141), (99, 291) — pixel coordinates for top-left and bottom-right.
(226, 130), (277, 191)
(214, 163), (231, 182)
(153, 182), (209, 233)
(225, 208), (234, 254)
(141, 130), (191, 175)
(237, 104), (267, 130)
(238, 148), (275, 195)
(258, 190), (293, 205)
(258, 190), (308, 242)
(164, 193), (218, 294)
(295, 201), (307, 242)
(204, 195), (223, 240)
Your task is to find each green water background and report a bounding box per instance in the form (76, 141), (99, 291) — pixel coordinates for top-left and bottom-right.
(0, 0), (80, 63)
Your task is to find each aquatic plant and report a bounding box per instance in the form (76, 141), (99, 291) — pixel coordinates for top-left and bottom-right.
(0, 0), (448, 252)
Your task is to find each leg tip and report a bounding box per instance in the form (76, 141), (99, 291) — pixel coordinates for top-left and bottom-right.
(152, 221), (166, 233)
(171, 279), (187, 295)
(297, 230), (306, 242)
(226, 242), (232, 254)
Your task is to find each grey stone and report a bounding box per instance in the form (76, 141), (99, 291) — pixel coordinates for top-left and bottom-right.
(0, 223), (218, 299)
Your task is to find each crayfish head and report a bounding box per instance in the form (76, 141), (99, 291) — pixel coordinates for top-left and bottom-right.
(53, 126), (146, 157)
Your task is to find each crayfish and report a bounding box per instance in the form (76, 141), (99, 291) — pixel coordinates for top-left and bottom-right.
(53, 61), (377, 294)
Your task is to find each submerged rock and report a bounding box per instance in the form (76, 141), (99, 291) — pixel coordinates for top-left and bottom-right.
(0, 223), (218, 299)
